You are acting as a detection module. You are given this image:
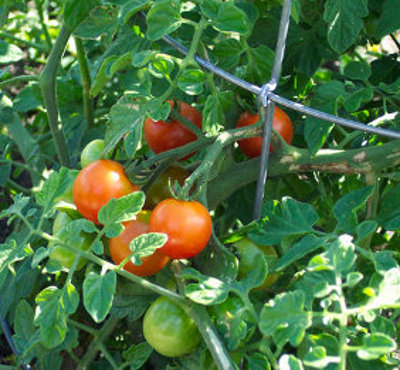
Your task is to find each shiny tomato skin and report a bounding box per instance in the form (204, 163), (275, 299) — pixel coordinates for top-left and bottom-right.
(143, 296), (201, 357)
(236, 107), (293, 158)
(145, 164), (189, 209)
(109, 212), (169, 277)
(144, 101), (202, 159)
(149, 199), (212, 259)
(73, 159), (139, 224)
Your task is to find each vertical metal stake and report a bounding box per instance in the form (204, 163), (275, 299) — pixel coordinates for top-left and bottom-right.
(253, 101), (276, 219)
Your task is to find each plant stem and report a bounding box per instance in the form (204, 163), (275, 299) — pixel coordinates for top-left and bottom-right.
(390, 33), (400, 51)
(74, 37), (94, 127)
(335, 275), (348, 370)
(77, 317), (120, 370)
(6, 179), (32, 195)
(68, 319), (99, 336)
(0, 75), (39, 89)
(39, 23), (72, 167)
(34, 0), (52, 51)
(0, 31), (48, 52)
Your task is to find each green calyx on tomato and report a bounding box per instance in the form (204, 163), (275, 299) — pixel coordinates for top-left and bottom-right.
(143, 296), (201, 357)
(143, 100), (202, 160)
(48, 211), (94, 271)
(148, 198), (212, 259)
(235, 238), (279, 290)
(80, 139), (105, 168)
(145, 163), (189, 209)
(235, 107), (293, 158)
(73, 159), (139, 224)
(109, 211), (170, 277)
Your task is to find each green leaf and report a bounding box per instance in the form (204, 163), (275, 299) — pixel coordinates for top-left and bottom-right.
(180, 268), (230, 305)
(146, 100), (171, 121)
(122, 342), (153, 369)
(202, 92), (230, 133)
(119, 0), (151, 24)
(275, 235), (328, 271)
(250, 197), (319, 245)
(367, 268), (400, 308)
(177, 68), (205, 96)
(111, 280), (156, 321)
(83, 271), (117, 323)
(149, 56), (175, 79)
(13, 300), (36, 360)
(0, 162), (11, 187)
(211, 2), (249, 35)
(344, 62), (371, 81)
(245, 45), (275, 84)
(370, 316), (396, 338)
(13, 83), (42, 112)
(332, 186), (374, 233)
(356, 220), (377, 245)
(357, 333), (397, 360)
(379, 76), (400, 95)
(278, 354), (304, 370)
(98, 191), (145, 236)
(344, 271), (363, 288)
(246, 352), (270, 370)
(304, 81), (346, 154)
(64, 0), (100, 30)
(128, 232), (167, 265)
(0, 240), (33, 289)
(259, 291), (312, 346)
(35, 285), (79, 348)
(308, 235), (355, 275)
(375, 0), (400, 38)
(323, 0), (368, 52)
(73, 6), (118, 39)
(303, 346), (333, 368)
(146, 0), (181, 40)
(0, 40), (24, 64)
(343, 87), (373, 112)
(105, 96), (147, 155)
(378, 183), (400, 230)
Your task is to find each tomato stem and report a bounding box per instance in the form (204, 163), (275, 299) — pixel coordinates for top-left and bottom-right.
(75, 37), (95, 127)
(39, 22), (72, 167)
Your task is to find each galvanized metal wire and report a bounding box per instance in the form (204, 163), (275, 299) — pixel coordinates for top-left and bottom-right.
(161, 2), (400, 219)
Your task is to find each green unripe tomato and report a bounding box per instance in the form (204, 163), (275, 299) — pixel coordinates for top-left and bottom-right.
(80, 139), (105, 168)
(143, 296), (201, 357)
(235, 238), (279, 291)
(48, 212), (94, 270)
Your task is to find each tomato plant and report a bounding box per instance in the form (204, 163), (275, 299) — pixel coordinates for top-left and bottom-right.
(236, 107), (293, 157)
(80, 139), (105, 168)
(145, 164), (189, 209)
(144, 100), (202, 159)
(235, 238), (279, 291)
(48, 211), (94, 270)
(109, 211), (169, 276)
(73, 159), (139, 223)
(149, 199), (212, 259)
(1, 1), (400, 369)
(143, 296), (201, 357)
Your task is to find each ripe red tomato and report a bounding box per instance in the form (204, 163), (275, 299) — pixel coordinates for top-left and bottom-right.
(143, 100), (202, 159)
(148, 199), (212, 259)
(144, 164), (189, 209)
(236, 107), (293, 158)
(143, 296), (201, 357)
(109, 211), (170, 277)
(73, 159), (139, 224)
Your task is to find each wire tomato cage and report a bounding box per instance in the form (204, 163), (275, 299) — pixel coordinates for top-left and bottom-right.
(159, 0), (400, 220)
